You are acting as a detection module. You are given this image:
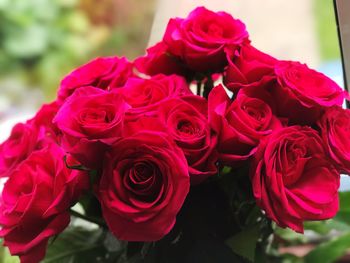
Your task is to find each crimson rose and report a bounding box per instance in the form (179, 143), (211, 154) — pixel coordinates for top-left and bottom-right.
(318, 106), (350, 174)
(250, 126), (340, 232)
(117, 74), (192, 115)
(158, 96), (218, 184)
(54, 86), (129, 168)
(0, 144), (89, 263)
(224, 44), (277, 93)
(163, 6), (249, 72)
(273, 61), (345, 124)
(98, 131), (190, 241)
(58, 56), (133, 103)
(209, 85), (281, 165)
(134, 42), (189, 77)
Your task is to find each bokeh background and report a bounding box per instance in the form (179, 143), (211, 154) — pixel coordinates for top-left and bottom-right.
(1, 0), (349, 262)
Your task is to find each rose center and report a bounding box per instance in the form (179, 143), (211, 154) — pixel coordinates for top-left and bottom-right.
(80, 109), (114, 124)
(207, 23), (224, 38)
(177, 120), (197, 136)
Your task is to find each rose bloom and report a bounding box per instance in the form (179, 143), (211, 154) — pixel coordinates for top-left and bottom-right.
(163, 6), (249, 72)
(98, 131), (190, 241)
(0, 144), (88, 263)
(28, 101), (61, 144)
(58, 56), (133, 103)
(0, 102), (61, 178)
(251, 126), (340, 232)
(273, 61), (345, 124)
(117, 74), (192, 115)
(209, 84), (281, 165)
(318, 106), (350, 174)
(134, 42), (190, 77)
(54, 86), (130, 168)
(224, 44), (277, 93)
(158, 96), (218, 184)
(0, 123), (39, 178)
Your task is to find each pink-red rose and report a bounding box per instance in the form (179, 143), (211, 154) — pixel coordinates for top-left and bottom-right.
(98, 131), (190, 241)
(54, 86), (129, 168)
(58, 56), (133, 103)
(0, 144), (89, 263)
(163, 6), (249, 72)
(224, 44), (277, 93)
(0, 123), (39, 178)
(117, 74), (192, 115)
(318, 106), (350, 174)
(0, 102), (61, 178)
(134, 42), (190, 77)
(273, 61), (345, 124)
(251, 126), (340, 232)
(158, 96), (218, 184)
(209, 85), (281, 165)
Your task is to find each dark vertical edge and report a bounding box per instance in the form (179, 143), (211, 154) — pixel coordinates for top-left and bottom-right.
(333, 0), (350, 108)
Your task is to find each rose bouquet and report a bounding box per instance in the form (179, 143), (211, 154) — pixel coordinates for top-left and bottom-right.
(0, 6), (349, 263)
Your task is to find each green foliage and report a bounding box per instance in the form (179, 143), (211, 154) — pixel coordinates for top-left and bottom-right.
(277, 191), (350, 262)
(0, 240), (19, 263)
(314, 0), (341, 61)
(226, 224), (260, 262)
(0, 0), (107, 98)
(304, 233), (350, 263)
(43, 227), (124, 263)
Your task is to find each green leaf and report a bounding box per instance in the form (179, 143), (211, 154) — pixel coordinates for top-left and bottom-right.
(303, 221), (331, 235)
(42, 227), (121, 263)
(334, 191), (350, 224)
(225, 224), (260, 262)
(275, 227), (307, 244)
(0, 240), (20, 263)
(304, 233), (350, 263)
(281, 253), (304, 263)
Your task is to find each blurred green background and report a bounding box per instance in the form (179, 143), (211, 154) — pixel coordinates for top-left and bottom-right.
(0, 0), (155, 104)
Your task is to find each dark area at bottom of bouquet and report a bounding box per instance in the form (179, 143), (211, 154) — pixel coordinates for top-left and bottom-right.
(123, 181), (251, 263)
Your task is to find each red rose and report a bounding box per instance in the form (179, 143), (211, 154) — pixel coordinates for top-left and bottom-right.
(163, 6), (249, 72)
(134, 42), (190, 77)
(273, 61), (345, 124)
(117, 74), (192, 115)
(0, 102), (61, 178)
(53, 86), (130, 168)
(58, 56), (133, 103)
(28, 101), (61, 144)
(0, 144), (88, 263)
(0, 123), (39, 178)
(158, 96), (218, 184)
(224, 44), (277, 93)
(209, 85), (281, 165)
(318, 106), (350, 174)
(251, 126), (340, 232)
(98, 131), (190, 241)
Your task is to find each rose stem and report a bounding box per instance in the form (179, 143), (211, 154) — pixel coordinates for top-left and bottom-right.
(69, 209), (107, 228)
